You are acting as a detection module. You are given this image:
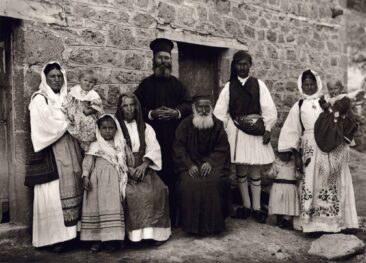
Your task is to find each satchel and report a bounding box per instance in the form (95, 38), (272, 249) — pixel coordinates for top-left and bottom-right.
(233, 114), (265, 136)
(24, 144), (59, 187)
(24, 93), (59, 187)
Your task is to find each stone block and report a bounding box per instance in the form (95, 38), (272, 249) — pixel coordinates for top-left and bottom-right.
(286, 49), (297, 61)
(278, 34), (284, 43)
(232, 6), (247, 20)
(197, 6), (208, 22)
(176, 6), (197, 27)
(23, 28), (64, 65)
(114, 0), (133, 10)
(107, 25), (135, 49)
(112, 70), (147, 84)
(215, 0), (231, 14)
(157, 2), (175, 24)
(243, 25), (255, 39)
(259, 18), (268, 28)
(257, 30), (265, 41)
(133, 13), (156, 28)
(267, 30), (277, 42)
(95, 9), (120, 22)
(124, 52), (145, 70)
(330, 57), (338, 66)
(118, 10), (130, 23)
(308, 234), (365, 260)
(73, 3), (96, 18)
(98, 49), (124, 66)
(0, 224), (31, 245)
(134, 0), (150, 8)
(267, 45), (278, 59)
(81, 29), (105, 46)
(69, 48), (96, 64)
(83, 20), (110, 31)
(224, 18), (241, 37)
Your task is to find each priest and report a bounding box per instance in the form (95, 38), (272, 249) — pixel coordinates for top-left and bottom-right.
(135, 38), (192, 225)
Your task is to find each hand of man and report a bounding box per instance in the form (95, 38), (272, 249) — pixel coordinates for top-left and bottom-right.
(262, 130), (271, 145)
(152, 106), (178, 120)
(200, 162), (212, 177)
(189, 165), (199, 178)
(160, 107), (179, 120)
(83, 177), (92, 192)
(133, 162), (149, 181)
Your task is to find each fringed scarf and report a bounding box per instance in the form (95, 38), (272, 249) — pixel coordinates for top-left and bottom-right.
(86, 114), (129, 199)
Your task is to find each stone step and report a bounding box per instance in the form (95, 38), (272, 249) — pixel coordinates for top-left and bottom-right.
(0, 223), (31, 246)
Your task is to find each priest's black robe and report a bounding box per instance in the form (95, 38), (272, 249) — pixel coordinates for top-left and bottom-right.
(173, 115), (232, 234)
(134, 74), (192, 224)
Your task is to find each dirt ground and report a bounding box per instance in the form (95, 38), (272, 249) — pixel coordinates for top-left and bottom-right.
(1, 149), (366, 263)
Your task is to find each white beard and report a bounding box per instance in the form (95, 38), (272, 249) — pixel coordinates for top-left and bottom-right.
(192, 107), (214, 130)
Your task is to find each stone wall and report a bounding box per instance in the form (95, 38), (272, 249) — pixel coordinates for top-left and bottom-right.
(17, 0), (348, 136)
(346, 5), (366, 149)
(8, 0), (349, 223)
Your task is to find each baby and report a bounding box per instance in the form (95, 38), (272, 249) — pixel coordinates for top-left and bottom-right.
(64, 69), (104, 151)
(315, 80), (358, 152)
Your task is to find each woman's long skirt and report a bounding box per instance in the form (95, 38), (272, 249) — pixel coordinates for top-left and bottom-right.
(125, 171), (171, 242)
(299, 131), (358, 233)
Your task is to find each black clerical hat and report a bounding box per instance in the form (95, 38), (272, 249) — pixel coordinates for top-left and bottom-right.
(192, 94), (212, 103)
(150, 38), (174, 55)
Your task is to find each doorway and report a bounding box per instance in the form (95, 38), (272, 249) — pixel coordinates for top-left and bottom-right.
(177, 43), (224, 104)
(0, 17), (12, 223)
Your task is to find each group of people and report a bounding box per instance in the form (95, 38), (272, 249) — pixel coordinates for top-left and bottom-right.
(25, 37), (359, 253)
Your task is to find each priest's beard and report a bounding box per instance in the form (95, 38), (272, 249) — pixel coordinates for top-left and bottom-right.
(192, 107), (214, 130)
(153, 60), (172, 78)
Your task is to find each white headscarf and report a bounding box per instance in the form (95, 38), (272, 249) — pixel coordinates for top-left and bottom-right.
(29, 61), (68, 152)
(86, 114), (129, 199)
(37, 61), (68, 108)
(297, 69), (323, 100)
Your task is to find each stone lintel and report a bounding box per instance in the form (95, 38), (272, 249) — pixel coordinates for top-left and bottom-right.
(156, 27), (248, 51)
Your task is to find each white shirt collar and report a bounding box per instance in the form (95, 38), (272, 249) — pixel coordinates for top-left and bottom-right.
(237, 76), (249, 85)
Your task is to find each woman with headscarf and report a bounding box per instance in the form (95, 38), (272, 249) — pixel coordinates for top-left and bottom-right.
(278, 69), (358, 233)
(115, 93), (171, 245)
(26, 61), (83, 251)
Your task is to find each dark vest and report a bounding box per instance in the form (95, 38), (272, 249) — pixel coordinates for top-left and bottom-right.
(228, 77), (261, 119)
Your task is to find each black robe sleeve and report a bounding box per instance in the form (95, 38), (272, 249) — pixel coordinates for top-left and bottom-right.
(173, 118), (195, 174)
(204, 121), (231, 172)
(174, 80), (192, 120)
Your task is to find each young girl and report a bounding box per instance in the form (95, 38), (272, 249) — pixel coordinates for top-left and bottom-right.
(64, 69), (104, 151)
(315, 80), (358, 153)
(268, 151), (300, 230)
(80, 114), (129, 252)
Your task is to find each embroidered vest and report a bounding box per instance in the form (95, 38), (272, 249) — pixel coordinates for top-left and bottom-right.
(228, 77), (261, 119)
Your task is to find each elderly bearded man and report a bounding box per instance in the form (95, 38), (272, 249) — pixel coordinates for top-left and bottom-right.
(173, 96), (232, 235)
(135, 38), (192, 225)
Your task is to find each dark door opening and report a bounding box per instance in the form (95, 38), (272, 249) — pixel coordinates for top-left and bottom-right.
(177, 43), (224, 104)
(0, 17), (13, 223)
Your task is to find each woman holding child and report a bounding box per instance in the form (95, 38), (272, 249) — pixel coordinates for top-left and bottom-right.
(278, 69), (358, 233)
(26, 61), (83, 251)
